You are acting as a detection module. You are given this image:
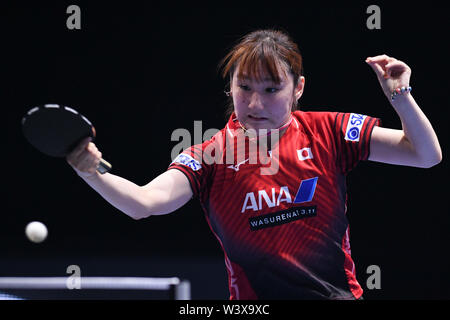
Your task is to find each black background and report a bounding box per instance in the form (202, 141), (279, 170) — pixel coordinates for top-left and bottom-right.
(2, 1), (449, 300)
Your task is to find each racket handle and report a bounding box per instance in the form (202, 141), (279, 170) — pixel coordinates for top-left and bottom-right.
(97, 158), (112, 174)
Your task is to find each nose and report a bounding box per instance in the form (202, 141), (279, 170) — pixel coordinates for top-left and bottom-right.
(248, 92), (264, 110)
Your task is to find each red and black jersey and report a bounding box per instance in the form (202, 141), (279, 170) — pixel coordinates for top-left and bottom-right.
(168, 110), (380, 300)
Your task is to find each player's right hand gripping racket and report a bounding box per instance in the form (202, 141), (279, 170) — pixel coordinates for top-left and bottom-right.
(21, 104), (112, 174)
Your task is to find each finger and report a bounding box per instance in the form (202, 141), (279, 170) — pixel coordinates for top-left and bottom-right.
(75, 143), (100, 166)
(77, 151), (101, 172)
(366, 55), (396, 76)
(385, 60), (404, 69)
(385, 63), (400, 78)
(68, 143), (91, 166)
(67, 137), (92, 161)
(366, 54), (393, 63)
(385, 61), (409, 78)
(366, 60), (386, 78)
(86, 142), (98, 154)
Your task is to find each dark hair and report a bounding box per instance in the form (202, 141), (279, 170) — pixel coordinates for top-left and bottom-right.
(218, 29), (304, 118)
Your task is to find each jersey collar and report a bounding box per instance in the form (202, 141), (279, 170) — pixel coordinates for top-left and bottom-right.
(226, 112), (293, 139)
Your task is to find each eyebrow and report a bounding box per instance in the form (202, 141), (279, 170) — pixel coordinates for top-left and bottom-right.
(237, 75), (283, 83)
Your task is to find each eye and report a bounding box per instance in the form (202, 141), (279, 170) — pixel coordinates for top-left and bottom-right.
(239, 84), (250, 91)
(265, 87), (279, 93)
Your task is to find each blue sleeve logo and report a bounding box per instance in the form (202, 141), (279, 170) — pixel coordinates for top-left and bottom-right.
(346, 127), (360, 141)
(344, 113), (367, 142)
(171, 153), (202, 171)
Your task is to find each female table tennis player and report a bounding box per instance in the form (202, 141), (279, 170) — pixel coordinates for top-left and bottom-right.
(66, 29), (441, 300)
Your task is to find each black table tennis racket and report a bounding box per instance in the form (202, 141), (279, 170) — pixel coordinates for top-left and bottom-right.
(22, 104), (112, 174)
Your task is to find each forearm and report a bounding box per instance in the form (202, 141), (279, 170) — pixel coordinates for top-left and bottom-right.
(391, 94), (442, 166)
(80, 172), (150, 219)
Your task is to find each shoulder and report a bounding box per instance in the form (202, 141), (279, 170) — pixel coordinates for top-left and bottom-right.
(293, 110), (378, 131)
(292, 110), (340, 133)
(293, 110), (339, 122)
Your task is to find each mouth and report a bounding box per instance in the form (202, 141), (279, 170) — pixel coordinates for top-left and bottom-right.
(248, 115), (268, 122)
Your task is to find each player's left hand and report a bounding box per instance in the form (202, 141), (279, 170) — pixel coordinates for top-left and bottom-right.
(366, 54), (412, 100)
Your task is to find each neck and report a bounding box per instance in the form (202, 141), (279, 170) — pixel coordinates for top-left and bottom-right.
(236, 114), (292, 137)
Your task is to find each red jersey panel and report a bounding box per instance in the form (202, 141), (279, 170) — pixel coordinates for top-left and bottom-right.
(168, 110), (380, 300)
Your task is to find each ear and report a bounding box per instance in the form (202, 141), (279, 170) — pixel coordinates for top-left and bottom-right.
(294, 76), (305, 100)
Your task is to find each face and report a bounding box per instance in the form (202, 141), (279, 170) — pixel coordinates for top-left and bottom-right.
(231, 65), (305, 131)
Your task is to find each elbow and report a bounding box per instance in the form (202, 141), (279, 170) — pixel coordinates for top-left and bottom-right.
(129, 188), (156, 220)
(130, 208), (152, 220)
(130, 213), (144, 220)
(131, 215), (145, 221)
(419, 149), (443, 168)
(432, 150), (443, 167)
(130, 212), (151, 220)
(426, 155), (442, 168)
(128, 203), (153, 220)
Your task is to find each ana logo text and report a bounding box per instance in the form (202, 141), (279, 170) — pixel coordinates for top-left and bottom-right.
(241, 177), (318, 213)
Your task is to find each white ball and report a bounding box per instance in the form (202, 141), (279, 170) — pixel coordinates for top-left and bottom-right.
(25, 221), (48, 243)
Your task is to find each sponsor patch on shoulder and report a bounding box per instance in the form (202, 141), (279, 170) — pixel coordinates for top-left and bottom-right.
(345, 113), (368, 142)
(171, 153), (202, 171)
